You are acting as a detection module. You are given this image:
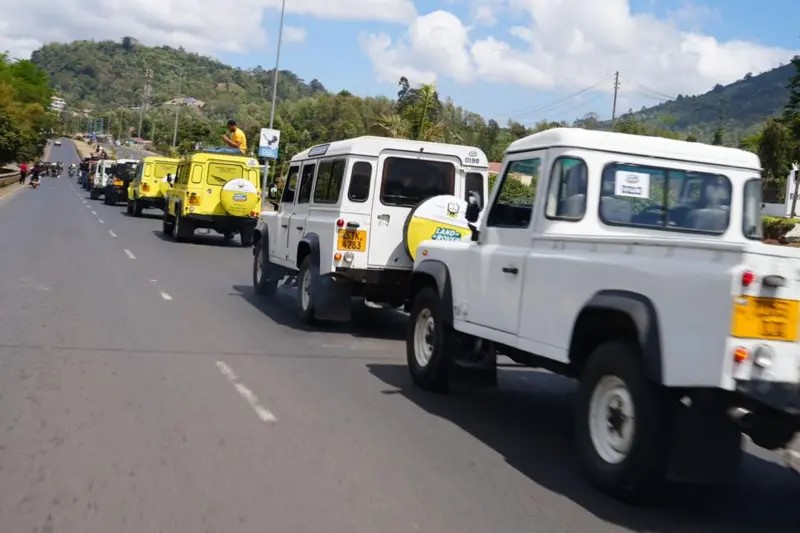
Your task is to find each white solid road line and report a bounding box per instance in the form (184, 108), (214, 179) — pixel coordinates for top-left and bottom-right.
(215, 361), (277, 424)
(159, 291), (173, 301)
(108, 230), (117, 238)
(124, 249), (136, 259)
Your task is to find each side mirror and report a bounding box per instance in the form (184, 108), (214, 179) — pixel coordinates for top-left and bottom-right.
(465, 192), (481, 223)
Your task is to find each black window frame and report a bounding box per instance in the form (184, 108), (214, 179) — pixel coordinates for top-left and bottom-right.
(297, 162), (316, 205)
(598, 161), (733, 235)
(485, 156), (541, 229)
(347, 161), (372, 202)
(281, 165), (300, 204)
(312, 158), (346, 205)
(545, 156), (588, 222)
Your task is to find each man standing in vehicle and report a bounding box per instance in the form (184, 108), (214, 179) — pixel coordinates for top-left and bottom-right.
(221, 120), (247, 154)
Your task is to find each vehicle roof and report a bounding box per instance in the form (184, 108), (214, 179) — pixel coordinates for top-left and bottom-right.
(183, 152), (260, 166)
(507, 128), (762, 170)
(141, 156), (180, 164)
(291, 136), (488, 166)
(116, 159), (139, 164)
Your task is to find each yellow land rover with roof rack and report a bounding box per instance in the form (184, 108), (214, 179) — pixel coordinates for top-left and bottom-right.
(127, 156), (180, 216)
(162, 150), (262, 245)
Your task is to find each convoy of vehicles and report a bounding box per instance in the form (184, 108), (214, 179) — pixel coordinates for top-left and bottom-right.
(89, 159), (116, 199)
(68, 129), (799, 503)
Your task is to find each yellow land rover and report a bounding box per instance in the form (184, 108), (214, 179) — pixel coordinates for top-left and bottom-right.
(127, 156), (180, 216)
(162, 151), (262, 245)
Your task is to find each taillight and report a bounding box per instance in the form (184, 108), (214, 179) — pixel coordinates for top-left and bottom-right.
(142, 183), (150, 192)
(188, 194), (199, 205)
(741, 270), (755, 287)
(733, 346), (748, 364)
(336, 218), (345, 228)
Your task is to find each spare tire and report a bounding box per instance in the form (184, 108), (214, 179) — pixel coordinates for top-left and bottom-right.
(220, 178), (260, 217)
(402, 195), (474, 261)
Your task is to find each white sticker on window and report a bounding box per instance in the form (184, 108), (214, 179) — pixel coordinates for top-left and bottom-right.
(614, 171), (650, 198)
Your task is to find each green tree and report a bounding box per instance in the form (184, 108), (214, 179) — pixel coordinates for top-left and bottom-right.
(757, 119), (794, 185)
(712, 126), (724, 145)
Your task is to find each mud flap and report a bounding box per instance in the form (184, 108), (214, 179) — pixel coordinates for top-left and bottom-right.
(666, 390), (742, 484)
(313, 276), (352, 322)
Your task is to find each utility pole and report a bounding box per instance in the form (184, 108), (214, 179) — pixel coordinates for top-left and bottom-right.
(611, 71), (620, 129)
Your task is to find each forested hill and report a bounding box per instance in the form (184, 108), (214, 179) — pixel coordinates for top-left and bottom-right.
(622, 63), (794, 139)
(31, 38), (326, 117)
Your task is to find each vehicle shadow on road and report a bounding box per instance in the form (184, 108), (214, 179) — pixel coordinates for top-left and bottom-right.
(367, 363), (800, 532)
(230, 284), (407, 341)
(150, 229), (242, 248)
(123, 210), (162, 221)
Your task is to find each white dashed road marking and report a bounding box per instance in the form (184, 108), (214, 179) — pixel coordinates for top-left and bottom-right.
(215, 361), (277, 424)
(91, 210), (97, 215)
(98, 219), (104, 224)
(108, 230), (117, 238)
(124, 249), (136, 259)
(159, 291), (173, 301)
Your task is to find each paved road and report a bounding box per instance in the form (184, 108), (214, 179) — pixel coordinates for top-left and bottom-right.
(1, 139), (799, 532)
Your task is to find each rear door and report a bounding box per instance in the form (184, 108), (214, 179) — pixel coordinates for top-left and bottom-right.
(368, 152), (459, 269)
(287, 162), (317, 267)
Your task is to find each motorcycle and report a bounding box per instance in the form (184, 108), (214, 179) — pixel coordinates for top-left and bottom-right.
(68, 169), (75, 177)
(30, 177), (40, 189)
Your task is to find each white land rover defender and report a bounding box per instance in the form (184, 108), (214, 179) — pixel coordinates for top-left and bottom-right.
(252, 136), (489, 322)
(406, 128), (800, 500)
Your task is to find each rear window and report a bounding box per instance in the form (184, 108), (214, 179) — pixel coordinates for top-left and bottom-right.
(207, 162), (244, 185)
(381, 157), (455, 207)
(348, 161), (372, 202)
(599, 163), (732, 234)
(314, 160), (346, 204)
(154, 163), (177, 178)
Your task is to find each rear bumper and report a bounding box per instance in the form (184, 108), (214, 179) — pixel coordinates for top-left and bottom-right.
(185, 214), (257, 231)
(736, 379), (800, 415)
(136, 196), (164, 208)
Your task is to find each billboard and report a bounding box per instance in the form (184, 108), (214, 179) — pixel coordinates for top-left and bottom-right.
(258, 128), (280, 159)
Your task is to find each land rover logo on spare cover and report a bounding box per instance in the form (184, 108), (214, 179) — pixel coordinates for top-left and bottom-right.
(233, 192), (247, 201)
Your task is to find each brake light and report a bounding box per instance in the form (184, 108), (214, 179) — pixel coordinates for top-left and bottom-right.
(188, 194), (199, 205)
(741, 270), (755, 287)
(142, 183), (150, 192)
(336, 218), (345, 228)
(733, 346), (749, 364)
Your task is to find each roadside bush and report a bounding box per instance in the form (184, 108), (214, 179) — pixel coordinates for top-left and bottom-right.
(762, 216), (797, 240)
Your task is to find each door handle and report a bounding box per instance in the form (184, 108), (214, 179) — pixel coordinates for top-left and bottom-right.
(296, 226), (303, 230)
(502, 266), (519, 275)
(281, 224), (288, 228)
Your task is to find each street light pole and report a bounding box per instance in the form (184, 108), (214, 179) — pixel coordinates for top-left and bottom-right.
(263, 0), (287, 199)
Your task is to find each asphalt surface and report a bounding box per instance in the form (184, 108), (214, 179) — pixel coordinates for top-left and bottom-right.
(1, 139), (799, 532)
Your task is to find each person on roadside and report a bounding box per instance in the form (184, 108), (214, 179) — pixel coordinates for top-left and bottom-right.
(18, 161), (28, 184)
(221, 119), (247, 154)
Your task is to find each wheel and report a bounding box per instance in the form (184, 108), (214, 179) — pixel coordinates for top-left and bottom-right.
(175, 212), (194, 242)
(126, 200), (134, 215)
(297, 256), (318, 324)
(162, 211), (175, 237)
(133, 199), (143, 217)
(104, 194), (111, 205)
(241, 227), (254, 247)
(406, 287), (452, 392)
(90, 189), (99, 200)
(574, 341), (670, 502)
(253, 241), (278, 296)
(223, 231), (235, 241)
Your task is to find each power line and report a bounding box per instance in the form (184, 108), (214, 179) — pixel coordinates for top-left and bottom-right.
(501, 74), (615, 121)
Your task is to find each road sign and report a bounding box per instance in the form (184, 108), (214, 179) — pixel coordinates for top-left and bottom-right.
(259, 128), (280, 159)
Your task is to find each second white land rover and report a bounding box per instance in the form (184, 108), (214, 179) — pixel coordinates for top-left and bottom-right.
(252, 136), (489, 323)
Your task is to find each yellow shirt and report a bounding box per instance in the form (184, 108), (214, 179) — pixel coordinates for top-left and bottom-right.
(231, 127), (247, 153)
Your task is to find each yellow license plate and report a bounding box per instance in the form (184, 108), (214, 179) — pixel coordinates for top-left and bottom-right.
(337, 229), (366, 251)
(730, 296), (799, 342)
(114, 180), (123, 186)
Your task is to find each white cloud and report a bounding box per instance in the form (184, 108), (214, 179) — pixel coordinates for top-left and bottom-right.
(0, 0), (416, 59)
(472, 6), (497, 26)
(283, 26), (307, 45)
(361, 0), (796, 102)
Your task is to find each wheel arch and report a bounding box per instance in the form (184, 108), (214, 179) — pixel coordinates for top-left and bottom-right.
(408, 260), (454, 325)
(569, 290), (663, 383)
(297, 232), (320, 270)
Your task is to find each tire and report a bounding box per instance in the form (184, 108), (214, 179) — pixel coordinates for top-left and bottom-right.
(574, 341), (671, 502)
(90, 189), (99, 200)
(406, 287), (452, 392)
(162, 211), (175, 237)
(126, 200), (134, 215)
(223, 231), (235, 241)
(297, 256), (318, 324)
(241, 227), (254, 247)
(253, 241), (278, 296)
(175, 211), (194, 242)
(133, 199), (143, 217)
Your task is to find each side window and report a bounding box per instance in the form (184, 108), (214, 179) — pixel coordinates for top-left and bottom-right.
(191, 164), (203, 184)
(545, 157), (588, 220)
(297, 163), (316, 204)
(486, 157), (541, 228)
(313, 159), (346, 204)
(348, 161), (372, 202)
(281, 165), (300, 204)
(465, 172), (485, 209)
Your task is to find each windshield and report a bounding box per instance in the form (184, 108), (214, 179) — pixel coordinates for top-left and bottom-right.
(380, 157), (455, 207)
(117, 163), (138, 181)
(743, 179), (763, 240)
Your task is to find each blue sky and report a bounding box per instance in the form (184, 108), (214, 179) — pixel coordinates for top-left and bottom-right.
(6, 0), (799, 126)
